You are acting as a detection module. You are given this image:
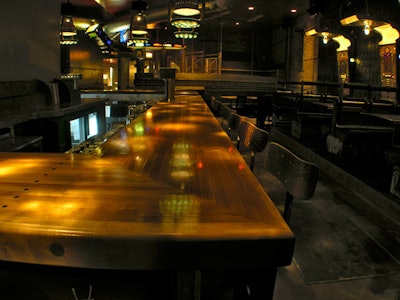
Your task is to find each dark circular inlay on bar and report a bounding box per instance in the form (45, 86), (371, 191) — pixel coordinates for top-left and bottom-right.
(2, 205), (7, 208)
(49, 243), (65, 257)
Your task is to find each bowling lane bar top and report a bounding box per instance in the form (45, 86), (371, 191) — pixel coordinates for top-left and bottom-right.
(0, 94), (294, 298)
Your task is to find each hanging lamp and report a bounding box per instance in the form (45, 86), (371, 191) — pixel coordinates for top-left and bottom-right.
(171, 0), (201, 38)
(173, 0), (201, 17)
(129, 0), (149, 47)
(174, 28), (199, 39)
(60, 0), (78, 45)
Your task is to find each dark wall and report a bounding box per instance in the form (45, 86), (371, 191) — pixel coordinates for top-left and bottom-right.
(351, 29), (382, 85)
(69, 31), (106, 90)
(197, 19), (275, 70)
(318, 39), (339, 83)
(290, 0), (400, 88)
(0, 1), (59, 83)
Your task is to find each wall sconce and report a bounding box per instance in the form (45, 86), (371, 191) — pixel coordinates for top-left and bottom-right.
(363, 21), (371, 35)
(60, 0), (77, 45)
(374, 24), (400, 45)
(332, 35), (351, 51)
(341, 15), (399, 42)
(306, 29), (333, 45)
(305, 28), (351, 50)
(340, 14), (387, 36)
(322, 32), (329, 44)
(305, 28), (318, 36)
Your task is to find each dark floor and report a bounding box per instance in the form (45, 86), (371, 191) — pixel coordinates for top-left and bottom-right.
(252, 152), (400, 300)
(1, 109), (399, 299)
(242, 122), (400, 300)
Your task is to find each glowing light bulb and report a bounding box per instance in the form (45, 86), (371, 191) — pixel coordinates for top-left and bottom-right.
(322, 34), (328, 44)
(364, 23), (371, 35)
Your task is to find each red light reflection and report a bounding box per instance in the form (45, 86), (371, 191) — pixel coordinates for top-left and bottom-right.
(238, 163), (246, 171)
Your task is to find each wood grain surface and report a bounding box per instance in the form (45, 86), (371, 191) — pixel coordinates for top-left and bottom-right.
(0, 94), (294, 271)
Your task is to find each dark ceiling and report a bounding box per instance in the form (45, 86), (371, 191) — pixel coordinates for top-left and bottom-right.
(68, 0), (310, 32)
(66, 0), (400, 37)
(62, 0), (314, 53)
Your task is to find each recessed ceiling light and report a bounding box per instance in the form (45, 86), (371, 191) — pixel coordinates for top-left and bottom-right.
(248, 6), (255, 11)
(290, 8), (297, 13)
(235, 21), (240, 26)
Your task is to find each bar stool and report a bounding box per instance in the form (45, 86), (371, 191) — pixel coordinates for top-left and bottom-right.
(220, 104), (232, 128)
(226, 111), (243, 139)
(212, 99), (223, 117)
(264, 142), (319, 223)
(237, 120), (269, 172)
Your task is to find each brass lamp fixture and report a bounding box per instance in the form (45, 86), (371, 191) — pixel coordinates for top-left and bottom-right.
(171, 0), (201, 39)
(60, 0), (78, 45)
(340, 14), (386, 36)
(341, 14), (399, 43)
(129, 0), (149, 47)
(305, 28), (334, 43)
(305, 28), (351, 50)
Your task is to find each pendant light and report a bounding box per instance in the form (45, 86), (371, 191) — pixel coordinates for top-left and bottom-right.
(173, 0), (201, 17)
(171, 0), (201, 39)
(129, 0), (149, 47)
(60, 0), (78, 45)
(174, 29), (199, 39)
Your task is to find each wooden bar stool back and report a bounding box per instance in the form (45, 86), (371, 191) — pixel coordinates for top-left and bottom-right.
(221, 105), (232, 127)
(213, 100), (223, 116)
(237, 120), (269, 171)
(227, 111), (243, 139)
(264, 142), (319, 223)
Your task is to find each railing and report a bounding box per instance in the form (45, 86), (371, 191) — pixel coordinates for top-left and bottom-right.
(184, 52), (220, 74)
(279, 81), (400, 103)
(183, 51), (285, 79)
(222, 69), (283, 77)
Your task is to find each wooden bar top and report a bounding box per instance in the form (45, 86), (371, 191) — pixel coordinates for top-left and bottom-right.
(0, 94), (294, 271)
